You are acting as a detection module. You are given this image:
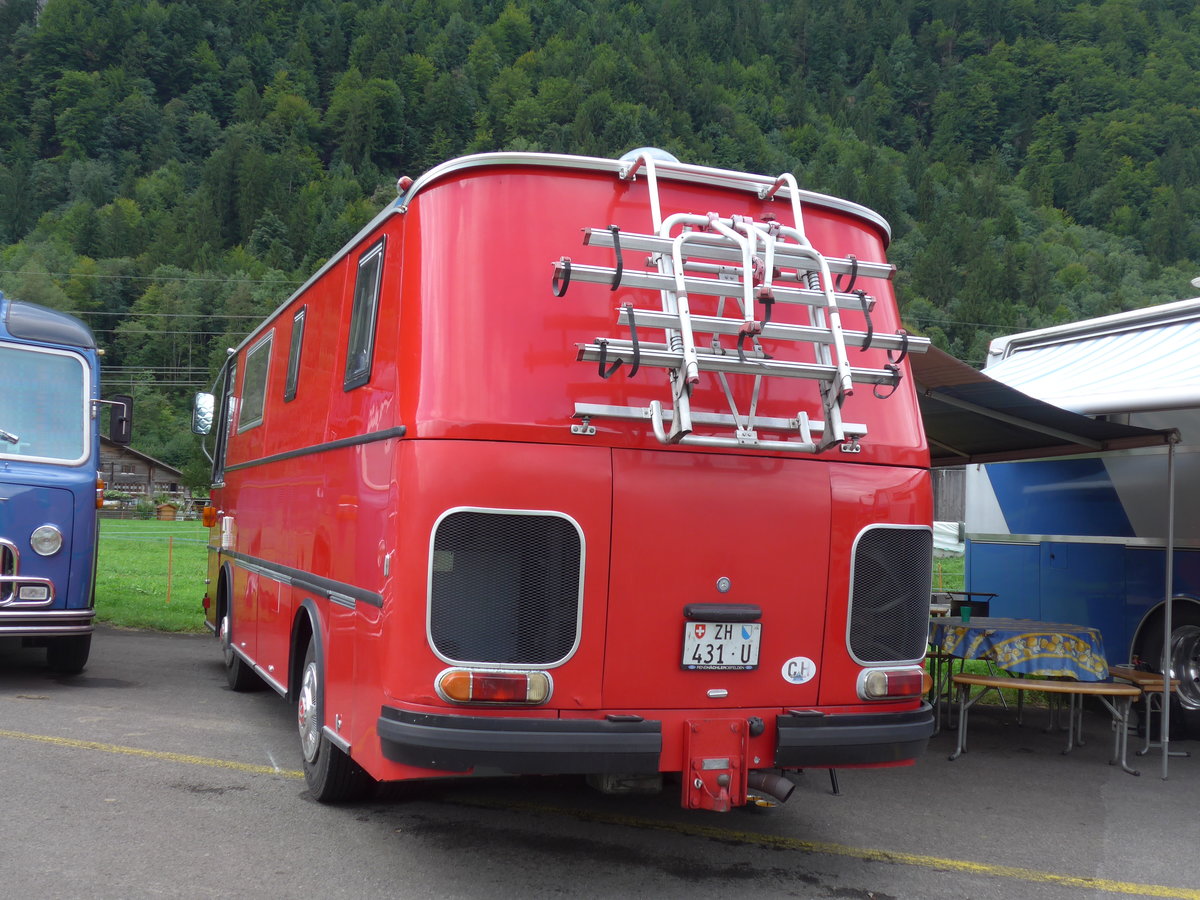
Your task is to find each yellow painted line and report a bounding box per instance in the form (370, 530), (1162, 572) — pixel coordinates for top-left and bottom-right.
(0, 729), (304, 779)
(452, 798), (1200, 900)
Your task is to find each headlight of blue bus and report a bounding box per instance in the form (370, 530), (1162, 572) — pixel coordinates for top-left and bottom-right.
(30, 525), (63, 556)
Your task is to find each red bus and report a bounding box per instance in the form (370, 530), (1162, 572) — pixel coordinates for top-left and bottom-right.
(192, 150), (934, 810)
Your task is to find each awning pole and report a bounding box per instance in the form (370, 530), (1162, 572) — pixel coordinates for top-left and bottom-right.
(1162, 437), (1177, 779)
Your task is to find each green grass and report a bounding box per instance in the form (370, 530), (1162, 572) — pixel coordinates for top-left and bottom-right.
(932, 553), (965, 592)
(94, 518), (209, 632)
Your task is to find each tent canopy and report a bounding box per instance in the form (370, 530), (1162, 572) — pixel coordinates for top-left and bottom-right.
(909, 346), (1177, 468)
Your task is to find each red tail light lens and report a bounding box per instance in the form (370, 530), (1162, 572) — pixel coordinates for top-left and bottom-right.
(858, 666), (930, 700)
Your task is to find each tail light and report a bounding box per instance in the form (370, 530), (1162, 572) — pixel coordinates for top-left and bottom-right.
(436, 668), (551, 705)
(858, 666), (930, 701)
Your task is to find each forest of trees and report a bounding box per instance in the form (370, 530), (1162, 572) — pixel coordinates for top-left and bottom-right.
(2, 0), (1199, 484)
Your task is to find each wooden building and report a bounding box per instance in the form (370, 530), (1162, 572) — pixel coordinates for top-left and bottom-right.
(98, 437), (189, 505)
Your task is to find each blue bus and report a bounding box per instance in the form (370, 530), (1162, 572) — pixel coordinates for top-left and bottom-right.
(0, 292), (130, 673)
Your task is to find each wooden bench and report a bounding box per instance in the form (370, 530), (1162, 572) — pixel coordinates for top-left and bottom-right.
(1109, 666), (1190, 759)
(949, 672), (1143, 775)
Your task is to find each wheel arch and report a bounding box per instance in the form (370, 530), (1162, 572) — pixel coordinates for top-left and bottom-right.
(215, 561), (235, 638)
(288, 598), (324, 705)
(1131, 593), (1200, 669)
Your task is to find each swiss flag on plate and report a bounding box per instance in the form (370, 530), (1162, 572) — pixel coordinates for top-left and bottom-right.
(693, 624), (707, 639)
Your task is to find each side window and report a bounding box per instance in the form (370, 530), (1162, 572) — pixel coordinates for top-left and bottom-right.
(284, 306), (306, 402)
(238, 331), (273, 433)
(212, 359), (236, 485)
(344, 237), (385, 391)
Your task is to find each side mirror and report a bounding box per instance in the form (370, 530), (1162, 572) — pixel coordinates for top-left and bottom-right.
(192, 392), (215, 435)
(109, 394), (133, 445)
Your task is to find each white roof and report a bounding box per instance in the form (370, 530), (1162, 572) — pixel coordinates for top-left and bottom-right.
(984, 298), (1200, 415)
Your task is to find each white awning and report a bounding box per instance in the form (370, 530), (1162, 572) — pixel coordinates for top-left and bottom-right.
(984, 298), (1200, 415)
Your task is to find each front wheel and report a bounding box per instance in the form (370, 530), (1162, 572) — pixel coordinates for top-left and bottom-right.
(297, 639), (373, 802)
(46, 633), (91, 674)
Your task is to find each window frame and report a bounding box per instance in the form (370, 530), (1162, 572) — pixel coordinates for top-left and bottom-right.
(343, 237), (386, 392)
(284, 305), (306, 403)
(0, 343), (90, 466)
(237, 330), (273, 433)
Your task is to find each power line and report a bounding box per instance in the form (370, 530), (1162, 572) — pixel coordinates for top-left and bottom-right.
(72, 310), (267, 320)
(103, 367), (212, 373)
(95, 329), (249, 337)
(0, 269), (303, 287)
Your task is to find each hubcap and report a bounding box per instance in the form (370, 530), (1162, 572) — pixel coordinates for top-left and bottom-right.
(219, 613), (235, 667)
(1170, 624), (1200, 709)
(297, 659), (321, 763)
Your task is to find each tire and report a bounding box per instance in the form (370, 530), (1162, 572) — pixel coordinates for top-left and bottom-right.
(297, 639), (373, 802)
(46, 634), (91, 674)
(219, 608), (262, 692)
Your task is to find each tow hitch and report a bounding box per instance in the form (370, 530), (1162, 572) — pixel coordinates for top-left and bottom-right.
(683, 718), (751, 811)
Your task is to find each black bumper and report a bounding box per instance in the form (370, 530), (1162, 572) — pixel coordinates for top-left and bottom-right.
(378, 708), (662, 775)
(775, 704), (935, 768)
(378, 703), (934, 776)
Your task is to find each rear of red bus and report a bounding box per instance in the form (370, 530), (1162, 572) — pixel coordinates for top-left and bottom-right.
(358, 153), (935, 811)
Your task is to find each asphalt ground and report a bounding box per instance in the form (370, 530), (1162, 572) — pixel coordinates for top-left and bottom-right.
(0, 625), (1196, 900)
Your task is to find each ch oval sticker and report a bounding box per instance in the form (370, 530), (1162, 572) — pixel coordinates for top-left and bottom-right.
(781, 656), (816, 685)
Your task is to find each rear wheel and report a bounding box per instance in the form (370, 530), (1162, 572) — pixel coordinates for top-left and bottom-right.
(1169, 623), (1200, 711)
(46, 633), (91, 674)
(297, 639), (373, 802)
(219, 608), (262, 692)
(1134, 602), (1200, 739)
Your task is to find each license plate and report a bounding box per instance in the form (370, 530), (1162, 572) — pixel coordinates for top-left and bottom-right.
(682, 622), (761, 670)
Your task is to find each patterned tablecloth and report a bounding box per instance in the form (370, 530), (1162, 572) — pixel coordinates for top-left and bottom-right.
(929, 616), (1110, 681)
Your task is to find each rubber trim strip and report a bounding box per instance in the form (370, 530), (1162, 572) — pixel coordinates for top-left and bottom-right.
(223, 425), (406, 473)
(221, 549), (383, 609)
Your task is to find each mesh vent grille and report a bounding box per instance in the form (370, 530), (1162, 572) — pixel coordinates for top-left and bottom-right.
(848, 526), (932, 664)
(430, 511), (582, 666)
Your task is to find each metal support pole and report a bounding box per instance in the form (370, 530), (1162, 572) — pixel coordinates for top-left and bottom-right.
(1162, 437), (1177, 779)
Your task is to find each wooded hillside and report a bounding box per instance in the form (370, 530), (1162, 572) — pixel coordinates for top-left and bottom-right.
(2, 0), (1198, 482)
